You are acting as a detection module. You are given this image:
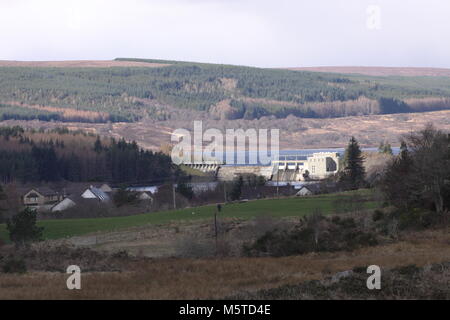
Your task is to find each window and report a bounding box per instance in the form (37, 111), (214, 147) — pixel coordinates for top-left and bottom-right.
(26, 192), (40, 204)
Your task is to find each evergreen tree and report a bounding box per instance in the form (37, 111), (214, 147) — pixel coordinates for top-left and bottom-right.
(229, 176), (244, 201)
(7, 208), (44, 247)
(94, 136), (103, 153)
(380, 140), (414, 210)
(341, 137), (366, 190)
(176, 182), (194, 200)
(378, 141), (393, 155)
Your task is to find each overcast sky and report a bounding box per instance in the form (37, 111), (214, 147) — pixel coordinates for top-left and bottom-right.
(1, 0), (449, 68)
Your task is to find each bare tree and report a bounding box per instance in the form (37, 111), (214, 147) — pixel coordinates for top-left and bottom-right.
(380, 124), (450, 215)
(405, 125), (449, 215)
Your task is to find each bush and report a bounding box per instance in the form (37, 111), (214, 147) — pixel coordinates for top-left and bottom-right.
(243, 228), (317, 257)
(378, 209), (445, 232)
(113, 188), (139, 208)
(2, 258), (27, 274)
(352, 266), (367, 274)
(111, 250), (129, 259)
(392, 264), (421, 276)
(244, 215), (378, 257)
(7, 208), (43, 247)
(372, 210), (384, 222)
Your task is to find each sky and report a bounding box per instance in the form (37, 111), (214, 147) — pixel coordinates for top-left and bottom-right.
(1, 0), (449, 68)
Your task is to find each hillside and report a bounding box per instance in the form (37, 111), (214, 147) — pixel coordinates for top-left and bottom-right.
(0, 126), (175, 183)
(0, 60), (169, 68)
(1, 58), (450, 123)
(289, 66), (450, 77)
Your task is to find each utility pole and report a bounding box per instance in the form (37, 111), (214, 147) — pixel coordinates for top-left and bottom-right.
(223, 182), (227, 203)
(276, 166), (280, 198)
(172, 183), (176, 209)
(214, 204), (222, 256)
(214, 210), (218, 254)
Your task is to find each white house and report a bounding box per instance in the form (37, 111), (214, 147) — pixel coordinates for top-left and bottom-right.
(99, 183), (113, 193)
(137, 191), (154, 202)
(51, 197), (76, 212)
(81, 186), (111, 202)
(296, 186), (314, 196)
(127, 186), (158, 194)
(295, 184), (322, 196)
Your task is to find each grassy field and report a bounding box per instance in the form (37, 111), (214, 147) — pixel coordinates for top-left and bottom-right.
(1, 227), (448, 299)
(0, 190), (378, 242)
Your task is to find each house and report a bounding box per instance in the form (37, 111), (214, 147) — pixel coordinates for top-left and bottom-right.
(296, 186), (313, 196)
(81, 186), (111, 202)
(189, 182), (218, 195)
(51, 197), (77, 212)
(23, 187), (63, 208)
(295, 184), (322, 196)
(99, 183), (113, 193)
(51, 194), (107, 212)
(126, 186), (158, 194)
(137, 191), (153, 202)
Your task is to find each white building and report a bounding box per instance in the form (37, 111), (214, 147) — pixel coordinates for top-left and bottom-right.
(272, 152), (340, 181)
(81, 186), (111, 202)
(51, 197), (76, 212)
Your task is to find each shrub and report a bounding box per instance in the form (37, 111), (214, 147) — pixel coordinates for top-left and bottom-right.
(372, 209), (384, 222)
(382, 209), (445, 231)
(335, 217), (357, 229)
(2, 258), (27, 274)
(352, 266), (367, 274)
(393, 264), (421, 276)
(7, 208), (43, 247)
(113, 188), (139, 208)
(244, 215), (378, 257)
(111, 250), (129, 259)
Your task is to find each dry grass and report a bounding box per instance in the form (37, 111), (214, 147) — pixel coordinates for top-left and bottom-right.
(2, 100), (109, 122)
(0, 60), (169, 68)
(289, 66), (450, 77)
(2, 108), (450, 151)
(1, 228), (449, 299)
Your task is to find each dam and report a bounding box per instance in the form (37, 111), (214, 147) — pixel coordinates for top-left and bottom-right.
(184, 151), (340, 182)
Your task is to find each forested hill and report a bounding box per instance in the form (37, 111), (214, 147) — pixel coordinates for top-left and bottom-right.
(0, 126), (177, 184)
(1, 58), (450, 123)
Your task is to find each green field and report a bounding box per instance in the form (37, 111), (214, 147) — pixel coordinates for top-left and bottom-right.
(0, 190), (379, 242)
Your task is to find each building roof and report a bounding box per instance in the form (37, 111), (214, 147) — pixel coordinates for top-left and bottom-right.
(127, 186), (158, 194)
(67, 194), (102, 204)
(85, 187), (111, 202)
(57, 182), (112, 196)
(138, 192), (154, 200)
(24, 187), (58, 197)
(300, 184), (322, 193)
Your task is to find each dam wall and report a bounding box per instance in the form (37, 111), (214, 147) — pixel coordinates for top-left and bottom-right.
(217, 165), (274, 181)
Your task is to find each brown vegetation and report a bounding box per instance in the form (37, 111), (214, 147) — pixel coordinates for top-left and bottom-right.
(289, 66), (450, 77)
(2, 101), (110, 122)
(0, 227), (448, 299)
(1, 107), (450, 151)
(0, 60), (170, 68)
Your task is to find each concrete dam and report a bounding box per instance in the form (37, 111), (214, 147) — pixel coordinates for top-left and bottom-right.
(184, 152), (340, 182)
